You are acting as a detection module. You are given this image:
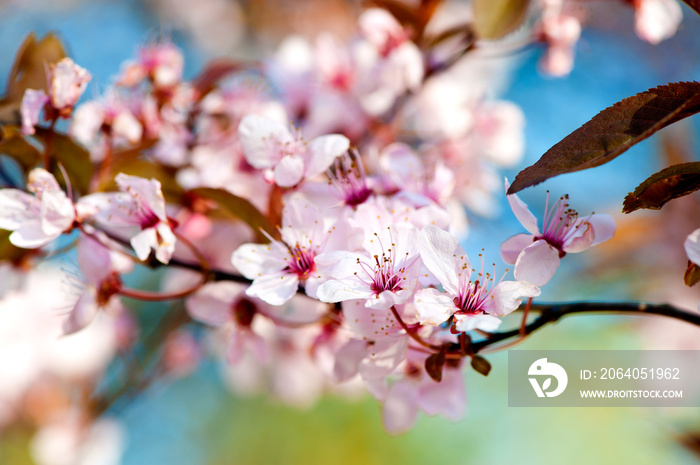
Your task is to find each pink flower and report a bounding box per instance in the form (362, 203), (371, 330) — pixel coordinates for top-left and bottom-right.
(415, 225), (540, 332)
(238, 114), (350, 187)
(20, 89), (49, 135)
(501, 181), (616, 286)
(20, 58), (91, 135)
(633, 0), (682, 45)
(0, 168), (75, 248)
(47, 58), (91, 112)
(117, 42), (184, 88)
(316, 222), (421, 310)
(63, 235), (132, 335)
(80, 174), (176, 263)
(378, 348), (466, 434)
(231, 196), (355, 305)
(186, 282), (267, 364)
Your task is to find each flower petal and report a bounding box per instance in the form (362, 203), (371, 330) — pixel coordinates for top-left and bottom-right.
(500, 233), (536, 264)
(453, 313), (502, 332)
(304, 134), (350, 179)
(483, 280), (540, 317)
(63, 288), (100, 335)
(238, 114), (292, 169)
(413, 288), (455, 326)
(589, 213), (616, 246)
(246, 272), (299, 306)
(514, 240), (560, 287)
(505, 179), (540, 235)
(685, 229), (700, 266)
(418, 225), (462, 295)
(131, 227), (157, 261)
(273, 154), (305, 187)
(20, 89), (48, 135)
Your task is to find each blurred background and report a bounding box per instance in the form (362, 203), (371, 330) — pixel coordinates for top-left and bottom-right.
(1, 0), (700, 463)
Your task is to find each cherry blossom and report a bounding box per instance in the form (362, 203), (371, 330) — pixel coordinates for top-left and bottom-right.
(63, 235), (132, 335)
(232, 196), (358, 305)
(316, 222), (421, 310)
(415, 225), (540, 332)
(0, 168), (75, 248)
(80, 173), (176, 263)
(238, 113), (350, 187)
(501, 181), (616, 286)
(186, 281), (268, 364)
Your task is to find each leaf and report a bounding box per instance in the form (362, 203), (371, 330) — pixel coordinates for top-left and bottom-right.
(623, 162), (700, 213)
(473, 0), (530, 40)
(106, 156), (183, 202)
(685, 261), (700, 287)
(3, 32), (66, 104)
(470, 355), (491, 376)
(425, 351), (446, 382)
(190, 187), (277, 243)
(509, 82), (700, 194)
(681, 0), (700, 17)
(34, 129), (93, 195)
(0, 126), (41, 170)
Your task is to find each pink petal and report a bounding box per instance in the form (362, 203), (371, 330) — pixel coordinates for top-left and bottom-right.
(563, 220), (594, 253)
(237, 114), (292, 169)
(413, 288), (455, 326)
(359, 337), (409, 380)
(246, 272), (299, 306)
(418, 366), (466, 420)
(186, 282), (242, 325)
(115, 173), (167, 221)
(154, 222), (176, 264)
(685, 229), (700, 265)
(333, 339), (367, 382)
(49, 58), (91, 110)
(130, 227), (157, 261)
(382, 381), (419, 434)
(304, 134), (350, 179)
(0, 189), (39, 230)
(39, 190), (75, 237)
(483, 280), (540, 317)
(316, 278), (373, 304)
(635, 0), (682, 44)
(77, 235), (113, 283)
(514, 240), (560, 287)
(588, 213), (616, 246)
(63, 288), (99, 335)
(273, 154), (305, 187)
(453, 313), (502, 332)
(231, 243), (287, 280)
(505, 179), (540, 235)
(500, 233), (536, 264)
(11, 219), (57, 248)
(20, 89), (48, 135)
(418, 225), (462, 296)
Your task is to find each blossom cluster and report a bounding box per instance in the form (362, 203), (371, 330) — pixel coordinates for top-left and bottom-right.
(0, 0), (684, 460)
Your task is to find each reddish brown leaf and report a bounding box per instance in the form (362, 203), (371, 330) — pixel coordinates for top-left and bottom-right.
(681, 0), (700, 17)
(190, 187), (276, 243)
(509, 82), (700, 194)
(685, 260), (700, 287)
(3, 32), (66, 104)
(0, 126), (41, 170)
(470, 355), (491, 376)
(473, 0), (530, 40)
(425, 351), (446, 382)
(623, 162), (700, 213)
(34, 129), (93, 195)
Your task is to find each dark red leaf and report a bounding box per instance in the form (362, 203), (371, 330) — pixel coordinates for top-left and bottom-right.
(425, 351), (446, 382)
(509, 82), (700, 194)
(623, 162), (700, 213)
(681, 1), (700, 17)
(470, 355), (491, 376)
(685, 260), (700, 287)
(190, 187), (277, 243)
